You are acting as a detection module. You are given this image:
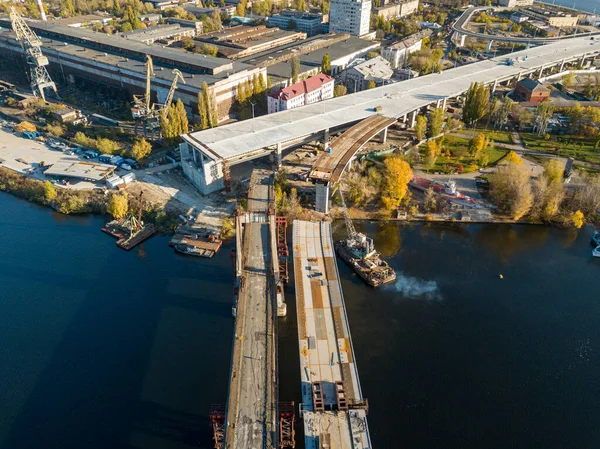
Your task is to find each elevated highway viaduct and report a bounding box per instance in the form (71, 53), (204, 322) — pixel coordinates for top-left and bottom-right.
(181, 36), (600, 196)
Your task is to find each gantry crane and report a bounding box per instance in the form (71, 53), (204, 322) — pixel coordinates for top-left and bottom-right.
(9, 6), (57, 102)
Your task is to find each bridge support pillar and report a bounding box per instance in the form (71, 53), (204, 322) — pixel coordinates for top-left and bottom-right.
(580, 53), (587, 66)
(442, 97), (447, 110)
(410, 110), (417, 128)
(560, 58), (566, 72)
(492, 79), (497, 93)
(486, 40), (494, 54)
(315, 183), (330, 214)
(323, 128), (330, 149)
(275, 142), (282, 168)
(402, 114), (407, 123)
(458, 33), (466, 48)
(380, 127), (388, 143)
(538, 65), (545, 78)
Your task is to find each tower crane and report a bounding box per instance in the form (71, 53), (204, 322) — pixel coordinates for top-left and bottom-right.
(9, 6), (57, 101)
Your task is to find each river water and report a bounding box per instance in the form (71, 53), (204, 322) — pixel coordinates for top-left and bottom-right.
(539, 0), (598, 13)
(1, 191), (599, 448)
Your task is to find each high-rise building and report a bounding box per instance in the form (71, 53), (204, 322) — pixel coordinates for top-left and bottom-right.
(329, 0), (371, 37)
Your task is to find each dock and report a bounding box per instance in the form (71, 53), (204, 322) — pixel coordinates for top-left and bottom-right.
(169, 233), (222, 258)
(292, 220), (371, 449)
(101, 220), (157, 250)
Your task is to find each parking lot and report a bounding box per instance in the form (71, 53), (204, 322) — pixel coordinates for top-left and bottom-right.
(0, 121), (133, 190)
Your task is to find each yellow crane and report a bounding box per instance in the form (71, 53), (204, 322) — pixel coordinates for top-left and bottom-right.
(131, 54), (155, 120)
(160, 69), (186, 111)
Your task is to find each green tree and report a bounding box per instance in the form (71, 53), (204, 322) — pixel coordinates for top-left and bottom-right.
(367, 80), (376, 89)
(201, 81), (218, 128)
(131, 138), (152, 160)
(43, 181), (57, 202)
(334, 85), (347, 97)
(96, 138), (120, 154)
(469, 132), (489, 155)
(197, 92), (209, 130)
(490, 163), (533, 220)
(60, 0), (75, 16)
(108, 192), (129, 220)
(533, 102), (555, 135)
(381, 157), (413, 210)
(571, 210), (584, 228)
(291, 55), (300, 84)
(543, 159), (564, 184)
(321, 53), (331, 76)
(112, 0), (121, 17)
(236, 0), (247, 16)
(414, 115), (427, 140)
(428, 107), (445, 138)
(463, 82), (490, 127)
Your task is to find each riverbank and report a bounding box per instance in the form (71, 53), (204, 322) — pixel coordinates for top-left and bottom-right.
(0, 166), (182, 232)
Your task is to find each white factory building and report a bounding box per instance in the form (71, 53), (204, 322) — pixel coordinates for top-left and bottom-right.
(267, 74), (335, 114)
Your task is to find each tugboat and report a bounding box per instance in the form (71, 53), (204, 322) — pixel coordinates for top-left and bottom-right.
(334, 189), (396, 287)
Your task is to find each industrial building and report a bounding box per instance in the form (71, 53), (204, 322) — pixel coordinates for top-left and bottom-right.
(0, 17), (266, 123)
(521, 5), (579, 27)
(381, 29), (431, 69)
(44, 160), (116, 182)
(120, 24), (197, 44)
(267, 10), (325, 36)
(194, 25), (307, 59)
(373, 0), (419, 21)
(344, 56), (393, 92)
(329, 0), (371, 36)
(235, 33), (379, 87)
(267, 73), (334, 114)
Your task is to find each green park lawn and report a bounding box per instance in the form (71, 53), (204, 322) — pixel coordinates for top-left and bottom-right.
(519, 133), (600, 164)
(423, 135), (508, 174)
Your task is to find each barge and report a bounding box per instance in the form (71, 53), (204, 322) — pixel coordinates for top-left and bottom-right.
(334, 232), (396, 287)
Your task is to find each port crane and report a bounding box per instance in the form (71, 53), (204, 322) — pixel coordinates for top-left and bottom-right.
(160, 69), (185, 111)
(132, 54), (156, 121)
(9, 6), (57, 102)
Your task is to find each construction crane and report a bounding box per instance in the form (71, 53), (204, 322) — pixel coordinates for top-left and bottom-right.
(160, 69), (185, 111)
(336, 187), (357, 240)
(132, 54), (155, 120)
(9, 6), (57, 102)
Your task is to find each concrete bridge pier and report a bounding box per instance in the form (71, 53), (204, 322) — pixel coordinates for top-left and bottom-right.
(486, 40), (494, 54)
(323, 128), (330, 148)
(459, 33), (466, 47)
(380, 127), (388, 143)
(580, 53), (587, 66)
(410, 110), (417, 128)
(538, 65), (545, 77)
(275, 142), (282, 168)
(315, 183), (330, 213)
(491, 79), (498, 93)
(560, 58), (567, 72)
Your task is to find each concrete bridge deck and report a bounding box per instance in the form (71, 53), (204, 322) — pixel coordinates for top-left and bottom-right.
(293, 220), (371, 449)
(225, 169), (278, 449)
(183, 36), (600, 173)
(309, 114), (396, 185)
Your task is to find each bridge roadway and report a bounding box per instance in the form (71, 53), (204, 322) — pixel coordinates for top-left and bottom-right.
(225, 169), (278, 449)
(293, 220), (371, 449)
(452, 6), (600, 45)
(183, 36), (600, 166)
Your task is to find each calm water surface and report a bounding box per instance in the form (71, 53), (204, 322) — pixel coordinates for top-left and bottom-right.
(1, 192), (600, 448)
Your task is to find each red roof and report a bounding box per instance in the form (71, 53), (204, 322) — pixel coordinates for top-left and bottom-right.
(270, 73), (334, 101)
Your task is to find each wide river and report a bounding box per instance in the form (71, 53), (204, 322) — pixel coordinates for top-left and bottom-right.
(1, 191), (599, 449)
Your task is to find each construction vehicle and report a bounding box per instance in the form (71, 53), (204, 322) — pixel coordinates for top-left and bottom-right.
(9, 7), (57, 102)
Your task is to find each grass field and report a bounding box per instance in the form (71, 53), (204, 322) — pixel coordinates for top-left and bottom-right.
(460, 128), (514, 145)
(519, 133), (600, 164)
(422, 135), (508, 173)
